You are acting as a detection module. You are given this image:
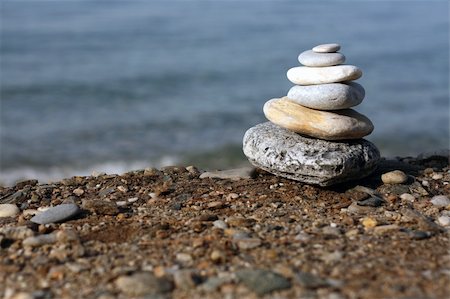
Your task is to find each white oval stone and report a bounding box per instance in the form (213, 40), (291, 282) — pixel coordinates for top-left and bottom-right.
(298, 50), (345, 67)
(287, 65), (362, 85)
(263, 97), (374, 140)
(430, 195), (450, 207)
(287, 82), (365, 110)
(0, 204), (20, 218)
(30, 203), (81, 224)
(312, 43), (341, 53)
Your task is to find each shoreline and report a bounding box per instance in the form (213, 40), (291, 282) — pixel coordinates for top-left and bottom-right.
(0, 153), (449, 298)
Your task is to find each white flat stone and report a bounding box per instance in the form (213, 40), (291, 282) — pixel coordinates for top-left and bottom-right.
(263, 97), (374, 140)
(287, 82), (365, 110)
(312, 43), (341, 53)
(298, 50), (345, 67)
(30, 203), (81, 224)
(0, 204), (20, 218)
(287, 65), (362, 85)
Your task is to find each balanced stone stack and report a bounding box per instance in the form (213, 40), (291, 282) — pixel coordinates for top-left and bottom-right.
(243, 43), (380, 186)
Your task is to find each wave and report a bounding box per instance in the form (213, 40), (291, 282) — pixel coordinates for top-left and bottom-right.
(0, 156), (179, 187)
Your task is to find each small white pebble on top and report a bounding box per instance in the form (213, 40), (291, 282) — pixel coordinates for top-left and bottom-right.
(312, 43), (341, 53)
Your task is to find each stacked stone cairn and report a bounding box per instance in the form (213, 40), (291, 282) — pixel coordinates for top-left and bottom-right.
(243, 43), (380, 186)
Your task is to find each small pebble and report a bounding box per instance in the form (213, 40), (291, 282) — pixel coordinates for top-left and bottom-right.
(236, 269), (291, 296)
(407, 230), (432, 240)
(296, 271), (329, 288)
(115, 272), (173, 296)
(381, 170), (408, 184)
(22, 233), (58, 247)
(430, 195), (450, 207)
(210, 249), (226, 263)
(432, 173), (443, 180)
(237, 238), (262, 250)
(0, 226), (35, 240)
(362, 217), (378, 229)
(128, 197), (138, 203)
(176, 253), (193, 264)
(322, 226), (342, 237)
(373, 224), (400, 234)
(400, 193), (415, 202)
(173, 270), (200, 290)
(30, 204), (81, 224)
(72, 188), (84, 196)
(213, 220), (228, 229)
(199, 167), (256, 180)
(357, 196), (384, 207)
(438, 215), (450, 226)
(0, 204), (20, 218)
(312, 43), (341, 53)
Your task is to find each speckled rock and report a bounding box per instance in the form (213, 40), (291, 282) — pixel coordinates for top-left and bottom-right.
(263, 97), (373, 140)
(242, 122), (380, 186)
(287, 82), (365, 110)
(298, 50), (345, 67)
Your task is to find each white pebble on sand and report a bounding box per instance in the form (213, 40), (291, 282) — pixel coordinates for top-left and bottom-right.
(430, 195), (450, 207)
(0, 204), (20, 218)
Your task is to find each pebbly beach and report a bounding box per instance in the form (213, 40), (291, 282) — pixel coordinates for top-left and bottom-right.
(0, 152), (449, 299)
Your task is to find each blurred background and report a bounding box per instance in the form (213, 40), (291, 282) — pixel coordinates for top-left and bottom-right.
(1, 1), (448, 185)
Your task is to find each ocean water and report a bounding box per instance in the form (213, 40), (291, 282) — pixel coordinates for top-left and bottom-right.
(1, 1), (449, 185)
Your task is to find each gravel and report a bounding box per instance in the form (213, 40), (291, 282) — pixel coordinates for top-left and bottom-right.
(0, 154), (449, 299)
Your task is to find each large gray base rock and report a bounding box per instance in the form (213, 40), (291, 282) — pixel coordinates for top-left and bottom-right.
(242, 122), (380, 186)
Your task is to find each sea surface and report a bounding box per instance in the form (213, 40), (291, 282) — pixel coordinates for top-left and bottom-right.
(1, 1), (449, 185)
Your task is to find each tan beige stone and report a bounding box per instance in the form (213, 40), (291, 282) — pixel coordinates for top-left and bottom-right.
(263, 97), (373, 140)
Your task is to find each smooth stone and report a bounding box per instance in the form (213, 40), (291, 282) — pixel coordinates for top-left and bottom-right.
(30, 203), (81, 224)
(438, 215), (450, 226)
(115, 272), (174, 296)
(22, 234), (58, 247)
(295, 271), (330, 288)
(357, 196), (384, 207)
(287, 65), (362, 85)
(243, 122), (380, 186)
(236, 269), (291, 296)
(430, 195), (450, 207)
(381, 170), (408, 184)
(199, 167), (256, 180)
(312, 43), (341, 53)
(0, 204), (20, 217)
(263, 97), (374, 140)
(287, 82), (365, 110)
(298, 50), (345, 67)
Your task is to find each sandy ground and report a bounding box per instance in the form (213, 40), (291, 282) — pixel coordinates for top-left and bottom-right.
(0, 154), (449, 299)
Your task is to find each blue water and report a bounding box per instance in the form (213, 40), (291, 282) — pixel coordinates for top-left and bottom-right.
(1, 1), (449, 184)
